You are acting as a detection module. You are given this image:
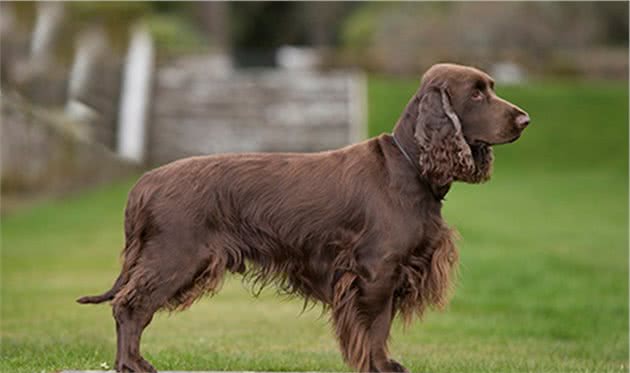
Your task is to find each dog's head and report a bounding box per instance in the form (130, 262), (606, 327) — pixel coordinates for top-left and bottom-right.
(414, 63), (530, 185)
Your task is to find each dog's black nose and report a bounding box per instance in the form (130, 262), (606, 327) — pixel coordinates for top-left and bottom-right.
(515, 114), (530, 129)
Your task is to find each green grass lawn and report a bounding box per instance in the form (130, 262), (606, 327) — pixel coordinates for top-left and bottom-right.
(2, 77), (628, 373)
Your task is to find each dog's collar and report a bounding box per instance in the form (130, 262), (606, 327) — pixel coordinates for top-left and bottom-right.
(391, 133), (450, 201)
(392, 133), (417, 172)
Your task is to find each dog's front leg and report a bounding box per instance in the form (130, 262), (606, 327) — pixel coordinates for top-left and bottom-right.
(367, 294), (409, 373)
(332, 268), (409, 372)
(332, 272), (371, 371)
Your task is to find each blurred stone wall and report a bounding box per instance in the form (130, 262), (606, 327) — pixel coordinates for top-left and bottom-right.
(148, 55), (366, 166)
(0, 3), (123, 151)
(0, 94), (137, 198)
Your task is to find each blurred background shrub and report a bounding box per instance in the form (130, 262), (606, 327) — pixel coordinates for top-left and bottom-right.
(338, 2), (628, 77)
(3, 2), (627, 78)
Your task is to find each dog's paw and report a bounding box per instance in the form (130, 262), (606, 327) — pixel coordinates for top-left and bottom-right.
(386, 358), (410, 373)
(370, 358), (410, 372)
(115, 357), (157, 373)
(138, 357), (157, 373)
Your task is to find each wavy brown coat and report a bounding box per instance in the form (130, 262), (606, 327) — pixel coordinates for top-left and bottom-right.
(78, 63), (530, 373)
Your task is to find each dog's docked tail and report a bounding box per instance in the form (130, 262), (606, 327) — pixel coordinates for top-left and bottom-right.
(76, 273), (124, 304)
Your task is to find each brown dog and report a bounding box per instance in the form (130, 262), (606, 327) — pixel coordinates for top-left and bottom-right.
(78, 63), (529, 372)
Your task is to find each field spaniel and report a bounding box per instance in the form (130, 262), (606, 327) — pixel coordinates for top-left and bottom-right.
(78, 63), (530, 372)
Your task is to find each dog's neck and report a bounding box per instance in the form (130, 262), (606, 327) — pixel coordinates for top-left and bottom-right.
(391, 95), (451, 201)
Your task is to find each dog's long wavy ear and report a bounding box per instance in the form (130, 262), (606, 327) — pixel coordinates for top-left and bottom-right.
(414, 86), (475, 186)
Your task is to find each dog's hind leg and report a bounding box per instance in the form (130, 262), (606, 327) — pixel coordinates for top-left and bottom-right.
(112, 257), (171, 373)
(113, 302), (157, 373)
(112, 230), (234, 372)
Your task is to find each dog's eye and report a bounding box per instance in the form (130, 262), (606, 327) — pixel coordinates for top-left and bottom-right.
(471, 90), (484, 101)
